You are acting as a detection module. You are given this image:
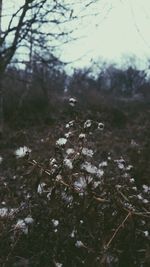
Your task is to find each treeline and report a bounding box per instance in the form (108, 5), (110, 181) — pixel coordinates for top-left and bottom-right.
(3, 57), (150, 126)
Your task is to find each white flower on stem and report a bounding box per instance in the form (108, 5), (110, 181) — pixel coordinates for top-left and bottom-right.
(114, 158), (125, 170)
(81, 161), (97, 175)
(79, 133), (86, 139)
(82, 148), (94, 157)
(126, 165), (133, 171)
(52, 219), (59, 227)
(70, 229), (76, 238)
(97, 169), (104, 178)
(56, 138), (67, 146)
(15, 220), (28, 234)
(75, 240), (84, 248)
(64, 158), (73, 169)
(142, 184), (150, 193)
(0, 156), (3, 164)
(66, 148), (75, 155)
(143, 231), (149, 237)
(93, 181), (101, 189)
(129, 178), (135, 183)
(15, 146), (31, 158)
(132, 186), (137, 191)
(98, 122), (104, 130)
(24, 216), (34, 225)
(0, 208), (16, 218)
(37, 183), (46, 194)
(137, 194), (143, 200)
(142, 199), (149, 204)
(50, 158), (57, 166)
(61, 192), (73, 204)
(14, 218), (33, 234)
(84, 120), (92, 129)
(131, 139), (139, 148)
(116, 184), (122, 189)
(69, 97), (77, 107)
(65, 120), (74, 129)
(55, 262), (63, 267)
(56, 174), (62, 182)
(64, 132), (72, 138)
(99, 161), (108, 168)
(74, 177), (87, 191)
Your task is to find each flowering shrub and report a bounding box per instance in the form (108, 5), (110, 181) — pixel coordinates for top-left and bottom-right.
(0, 99), (150, 267)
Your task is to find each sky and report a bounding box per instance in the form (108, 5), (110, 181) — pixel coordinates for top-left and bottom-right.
(60, 0), (150, 71)
(2, 0), (150, 72)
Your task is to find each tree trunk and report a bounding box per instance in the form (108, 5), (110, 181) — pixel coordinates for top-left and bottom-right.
(0, 0), (3, 136)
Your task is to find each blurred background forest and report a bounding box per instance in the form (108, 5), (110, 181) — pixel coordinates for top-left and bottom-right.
(0, 0), (150, 128)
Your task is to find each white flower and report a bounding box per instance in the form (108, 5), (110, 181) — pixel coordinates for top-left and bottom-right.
(142, 199), (149, 204)
(74, 177), (87, 191)
(82, 148), (94, 157)
(15, 146), (31, 158)
(132, 186), (137, 191)
(116, 184), (122, 189)
(55, 262), (63, 267)
(99, 161), (108, 168)
(66, 148), (75, 155)
(75, 240), (84, 248)
(50, 158), (57, 166)
(0, 208), (16, 217)
(14, 219), (28, 234)
(69, 97), (77, 107)
(61, 192), (73, 203)
(24, 216), (34, 225)
(64, 132), (72, 138)
(56, 174), (62, 182)
(65, 120), (74, 129)
(114, 158), (125, 170)
(143, 231), (149, 237)
(131, 139), (139, 147)
(0, 156), (3, 164)
(52, 219), (59, 227)
(56, 138), (67, 146)
(137, 194), (143, 200)
(129, 178), (135, 183)
(142, 184), (150, 193)
(84, 120), (92, 129)
(37, 183), (46, 194)
(79, 133), (86, 139)
(126, 165), (133, 171)
(118, 163), (124, 169)
(70, 229), (76, 238)
(98, 122), (104, 130)
(81, 161), (97, 174)
(64, 158), (73, 169)
(93, 181), (101, 189)
(97, 169), (104, 178)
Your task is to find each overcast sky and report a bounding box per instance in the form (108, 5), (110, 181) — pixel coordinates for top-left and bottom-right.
(3, 0), (150, 72)
(61, 0), (150, 71)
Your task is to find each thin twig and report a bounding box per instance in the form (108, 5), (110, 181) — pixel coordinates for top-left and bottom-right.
(105, 211), (131, 249)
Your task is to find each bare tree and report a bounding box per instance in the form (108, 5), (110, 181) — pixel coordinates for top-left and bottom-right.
(0, 0), (108, 133)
